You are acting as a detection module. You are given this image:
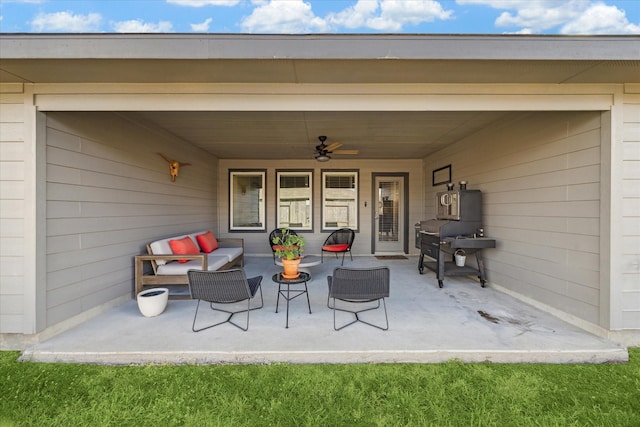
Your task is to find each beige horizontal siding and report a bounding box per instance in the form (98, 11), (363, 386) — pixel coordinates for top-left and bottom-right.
(424, 111), (603, 325)
(622, 98), (640, 329)
(0, 85), (25, 333)
(44, 112), (218, 327)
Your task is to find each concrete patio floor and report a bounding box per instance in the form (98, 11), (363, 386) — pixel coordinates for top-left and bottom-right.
(19, 256), (628, 365)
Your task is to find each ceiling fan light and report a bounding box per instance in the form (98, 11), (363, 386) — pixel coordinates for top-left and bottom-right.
(315, 154), (331, 162)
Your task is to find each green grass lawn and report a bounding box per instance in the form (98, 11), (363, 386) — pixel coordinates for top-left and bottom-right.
(1, 349), (639, 426)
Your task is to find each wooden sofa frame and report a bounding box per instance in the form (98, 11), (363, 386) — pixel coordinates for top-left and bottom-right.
(134, 238), (244, 299)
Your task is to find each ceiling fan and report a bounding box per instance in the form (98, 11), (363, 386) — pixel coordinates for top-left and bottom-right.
(314, 135), (359, 162)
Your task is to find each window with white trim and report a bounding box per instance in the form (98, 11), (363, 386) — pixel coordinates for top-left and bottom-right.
(321, 170), (358, 231)
(229, 170), (266, 231)
(277, 170), (313, 231)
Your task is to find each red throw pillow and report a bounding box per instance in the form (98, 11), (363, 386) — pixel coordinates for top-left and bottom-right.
(196, 231), (219, 253)
(169, 236), (200, 263)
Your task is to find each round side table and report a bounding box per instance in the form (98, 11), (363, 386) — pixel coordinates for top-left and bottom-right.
(271, 272), (311, 328)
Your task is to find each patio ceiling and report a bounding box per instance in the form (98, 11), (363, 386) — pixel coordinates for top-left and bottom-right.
(122, 110), (514, 160)
(2, 34), (638, 160)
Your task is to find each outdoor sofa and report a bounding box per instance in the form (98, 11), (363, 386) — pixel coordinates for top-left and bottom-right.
(134, 230), (244, 299)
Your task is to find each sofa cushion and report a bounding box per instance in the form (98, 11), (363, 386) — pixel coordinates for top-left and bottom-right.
(196, 231), (219, 253)
(149, 239), (171, 266)
(156, 255), (229, 275)
(210, 247), (243, 263)
(149, 233), (191, 266)
(169, 236), (200, 263)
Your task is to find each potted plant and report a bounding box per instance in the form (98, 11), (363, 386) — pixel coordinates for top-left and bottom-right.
(272, 228), (306, 278)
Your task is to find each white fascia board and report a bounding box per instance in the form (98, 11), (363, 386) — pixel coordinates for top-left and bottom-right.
(34, 92), (614, 112)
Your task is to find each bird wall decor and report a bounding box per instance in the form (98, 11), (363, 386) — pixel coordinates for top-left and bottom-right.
(158, 153), (191, 182)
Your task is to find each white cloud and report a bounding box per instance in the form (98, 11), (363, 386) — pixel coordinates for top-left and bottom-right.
(561, 3), (640, 34)
(30, 11), (102, 32)
(191, 17), (213, 32)
(327, 0), (453, 31)
(241, 0), (453, 33)
(167, 0), (241, 6)
(112, 19), (174, 33)
(240, 0), (329, 33)
(369, 0), (453, 31)
(493, 0), (590, 31)
(456, 0), (640, 34)
(509, 28), (534, 35)
(325, 0), (380, 29)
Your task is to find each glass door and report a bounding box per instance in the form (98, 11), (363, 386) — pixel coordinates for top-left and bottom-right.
(374, 176), (404, 254)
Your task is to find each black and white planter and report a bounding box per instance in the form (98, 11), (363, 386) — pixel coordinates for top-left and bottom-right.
(137, 288), (169, 317)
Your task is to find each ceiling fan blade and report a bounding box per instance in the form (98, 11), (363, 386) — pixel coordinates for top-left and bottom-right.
(325, 142), (343, 151)
(333, 149), (359, 155)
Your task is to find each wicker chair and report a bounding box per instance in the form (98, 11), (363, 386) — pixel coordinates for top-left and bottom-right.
(269, 228), (299, 265)
(187, 269), (263, 332)
(327, 266), (390, 331)
(321, 228), (355, 266)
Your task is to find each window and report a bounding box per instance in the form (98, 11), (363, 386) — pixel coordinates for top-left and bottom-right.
(229, 170), (266, 231)
(322, 170), (358, 231)
(277, 170), (313, 231)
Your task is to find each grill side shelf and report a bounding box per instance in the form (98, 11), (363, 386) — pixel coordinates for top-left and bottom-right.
(443, 237), (496, 249)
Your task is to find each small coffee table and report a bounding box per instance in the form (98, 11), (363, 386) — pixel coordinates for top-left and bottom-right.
(272, 271), (311, 328)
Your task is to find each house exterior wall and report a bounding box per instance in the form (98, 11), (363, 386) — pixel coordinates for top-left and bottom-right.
(1, 80), (638, 344)
(0, 108), (217, 342)
(0, 83), (28, 334)
(622, 88), (640, 330)
(41, 111), (218, 332)
(422, 109), (638, 335)
(218, 158), (423, 257)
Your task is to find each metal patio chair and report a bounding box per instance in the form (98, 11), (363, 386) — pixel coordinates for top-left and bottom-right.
(321, 228), (355, 266)
(327, 266), (390, 331)
(187, 268), (263, 332)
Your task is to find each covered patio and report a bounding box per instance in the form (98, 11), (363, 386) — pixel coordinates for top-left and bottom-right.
(1, 34), (638, 351)
(19, 256), (627, 365)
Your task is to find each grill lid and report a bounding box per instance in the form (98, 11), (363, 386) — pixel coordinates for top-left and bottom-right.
(419, 219), (450, 235)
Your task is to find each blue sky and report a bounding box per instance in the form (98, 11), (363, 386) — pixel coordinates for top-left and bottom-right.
(1, 0), (639, 34)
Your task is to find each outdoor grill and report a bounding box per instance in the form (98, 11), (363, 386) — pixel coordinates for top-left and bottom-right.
(416, 182), (495, 288)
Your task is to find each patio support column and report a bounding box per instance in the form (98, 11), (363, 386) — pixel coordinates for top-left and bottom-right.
(602, 86), (629, 332)
(22, 84), (47, 334)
